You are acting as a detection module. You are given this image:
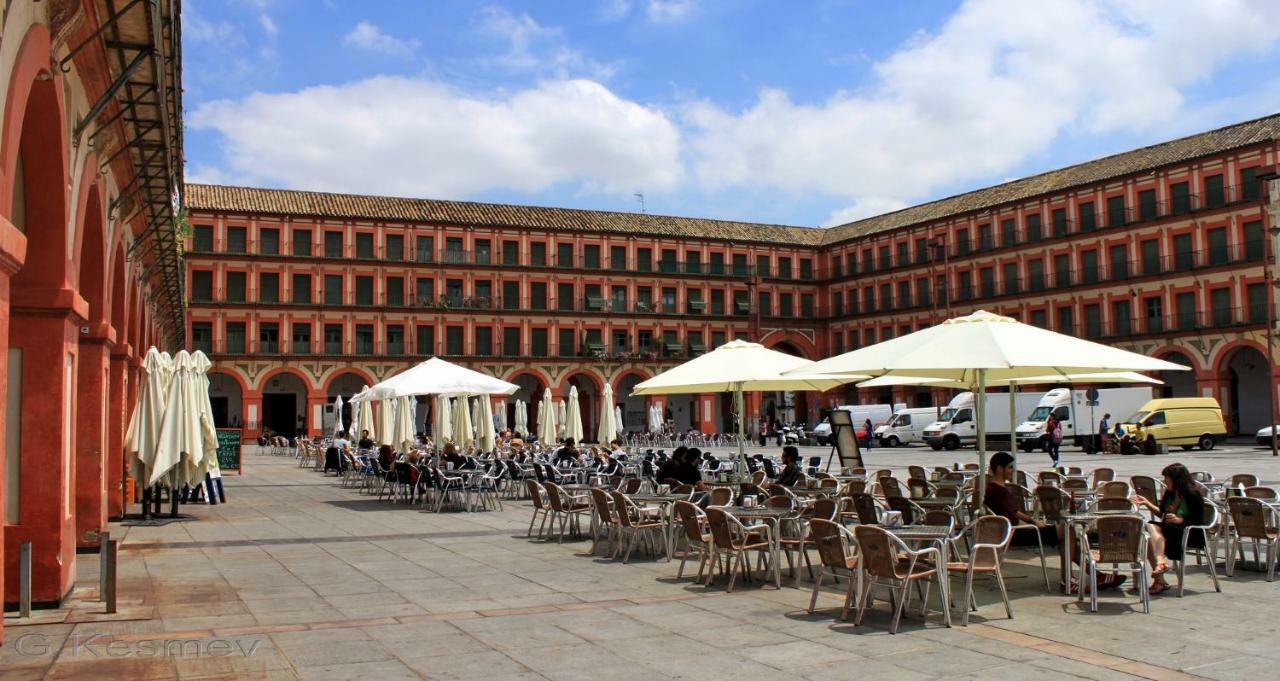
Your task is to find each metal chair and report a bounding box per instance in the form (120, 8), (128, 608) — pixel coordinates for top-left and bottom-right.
(852, 525), (949, 633)
(1079, 515), (1150, 613)
(1174, 501), (1222, 597)
(807, 519), (861, 621)
(947, 515), (1013, 625)
(1226, 496), (1280, 581)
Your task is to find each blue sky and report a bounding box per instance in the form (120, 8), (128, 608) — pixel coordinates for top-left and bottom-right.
(183, 0), (1280, 227)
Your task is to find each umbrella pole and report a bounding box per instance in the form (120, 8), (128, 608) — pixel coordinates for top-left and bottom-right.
(735, 384), (746, 473)
(976, 369), (988, 511)
(1009, 381), (1017, 465)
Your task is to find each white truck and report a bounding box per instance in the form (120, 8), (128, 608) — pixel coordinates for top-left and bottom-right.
(874, 407), (944, 447)
(923, 391), (1042, 451)
(812, 403), (898, 445)
(1014, 387), (1153, 453)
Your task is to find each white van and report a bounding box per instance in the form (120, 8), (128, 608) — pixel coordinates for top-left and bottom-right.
(1014, 387), (1153, 452)
(812, 403), (898, 445)
(874, 407), (941, 447)
(923, 391), (1042, 451)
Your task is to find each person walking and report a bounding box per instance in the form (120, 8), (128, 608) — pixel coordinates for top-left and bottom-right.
(1097, 413), (1111, 455)
(863, 418), (874, 449)
(1046, 414), (1063, 468)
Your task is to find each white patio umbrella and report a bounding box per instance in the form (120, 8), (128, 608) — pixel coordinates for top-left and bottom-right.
(471, 396), (482, 439)
(125, 347), (170, 491)
(377, 398), (396, 446)
(796, 309), (1190, 506)
(452, 394), (475, 450)
(394, 396), (416, 452)
(154, 350), (217, 487)
(597, 384), (617, 445)
(434, 394), (453, 444)
(537, 388), (558, 444)
(557, 400), (568, 439)
(476, 396), (497, 453)
(363, 357), (517, 399)
(350, 385), (375, 441)
(332, 395), (345, 435)
(515, 399), (528, 436)
(495, 399), (508, 432)
(189, 350), (222, 480)
(648, 403), (663, 434)
(614, 404), (625, 438)
(565, 389), (584, 443)
(632, 339), (857, 469)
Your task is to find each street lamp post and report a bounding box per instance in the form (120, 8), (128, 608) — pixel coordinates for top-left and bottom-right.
(1257, 169), (1279, 456)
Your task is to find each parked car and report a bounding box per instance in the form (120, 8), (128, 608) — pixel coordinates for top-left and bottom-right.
(1117, 397), (1227, 451)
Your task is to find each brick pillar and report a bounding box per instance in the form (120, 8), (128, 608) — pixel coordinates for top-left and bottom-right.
(75, 326), (113, 547)
(5, 284), (86, 606)
(307, 392), (327, 437)
(244, 394), (263, 437)
(106, 346), (131, 517)
(0, 218), (26, 643)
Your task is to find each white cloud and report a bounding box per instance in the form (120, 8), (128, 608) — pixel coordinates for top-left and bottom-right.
(687, 0), (1280, 225)
(258, 14), (278, 39)
(342, 21), (420, 58)
(472, 5), (615, 79)
(188, 77), (682, 198)
(646, 0), (695, 23)
(823, 198), (908, 227)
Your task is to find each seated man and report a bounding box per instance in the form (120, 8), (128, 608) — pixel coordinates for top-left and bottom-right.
(775, 446), (803, 487)
(984, 451), (1124, 592)
(357, 429), (375, 450)
(674, 448), (705, 489)
(553, 438), (580, 466)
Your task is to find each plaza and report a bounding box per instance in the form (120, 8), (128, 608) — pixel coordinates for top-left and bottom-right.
(4, 443), (1280, 680)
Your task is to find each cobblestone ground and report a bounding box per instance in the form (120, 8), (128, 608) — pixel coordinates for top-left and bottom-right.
(4, 442), (1279, 680)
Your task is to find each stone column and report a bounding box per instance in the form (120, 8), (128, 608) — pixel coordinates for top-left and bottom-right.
(695, 393), (716, 434)
(0, 218), (26, 643)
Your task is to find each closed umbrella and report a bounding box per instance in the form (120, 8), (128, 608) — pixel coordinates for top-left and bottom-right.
(434, 394), (453, 444)
(154, 350), (217, 487)
(377, 399), (395, 446)
(471, 397), (482, 439)
(354, 386), (375, 441)
(476, 396), (496, 453)
(495, 399), (508, 432)
(332, 395), (345, 435)
(597, 384), (617, 445)
(648, 404), (662, 434)
(125, 348), (170, 492)
(557, 400), (567, 439)
(515, 399), (528, 436)
(537, 388), (558, 444)
(565, 387), (584, 443)
(395, 396), (415, 452)
(188, 351), (221, 481)
(614, 404), (624, 438)
(452, 394), (475, 450)
(795, 309), (1190, 506)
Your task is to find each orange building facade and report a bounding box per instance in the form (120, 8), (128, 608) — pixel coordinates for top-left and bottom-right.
(0, 0), (183, 633)
(184, 115), (1280, 445)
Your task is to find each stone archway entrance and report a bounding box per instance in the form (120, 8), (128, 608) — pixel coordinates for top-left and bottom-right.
(210, 373), (244, 428)
(262, 373), (308, 438)
(1156, 351), (1198, 398)
(1222, 346), (1272, 434)
(510, 373), (545, 439)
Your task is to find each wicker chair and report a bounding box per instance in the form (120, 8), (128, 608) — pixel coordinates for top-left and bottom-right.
(588, 488), (619, 556)
(1090, 467), (1115, 487)
(543, 482), (591, 544)
(708, 486), (734, 507)
(1079, 515), (1150, 613)
(1130, 475), (1163, 506)
(704, 507), (774, 592)
(1226, 496), (1280, 581)
(947, 515), (1013, 625)
(887, 496), (926, 526)
(907, 478), (936, 500)
(853, 525), (949, 633)
(610, 490), (668, 563)
(1245, 486), (1278, 501)
(1038, 470), (1064, 487)
(1230, 473), (1260, 489)
(844, 492), (881, 526)
(879, 476), (906, 499)
(807, 519), (860, 621)
(673, 501), (712, 581)
(525, 479), (551, 538)
(1097, 481), (1131, 499)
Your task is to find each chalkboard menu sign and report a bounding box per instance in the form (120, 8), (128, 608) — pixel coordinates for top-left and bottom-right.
(216, 428), (243, 474)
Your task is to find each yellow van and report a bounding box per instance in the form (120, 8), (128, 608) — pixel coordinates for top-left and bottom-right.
(1119, 398), (1227, 451)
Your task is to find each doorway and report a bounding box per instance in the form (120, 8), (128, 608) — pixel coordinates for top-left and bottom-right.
(263, 393), (298, 437)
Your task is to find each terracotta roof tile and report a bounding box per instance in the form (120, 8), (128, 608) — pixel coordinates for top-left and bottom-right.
(824, 112), (1280, 243)
(184, 184), (825, 246)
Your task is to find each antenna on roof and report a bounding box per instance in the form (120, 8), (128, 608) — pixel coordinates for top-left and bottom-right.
(634, 192), (645, 213)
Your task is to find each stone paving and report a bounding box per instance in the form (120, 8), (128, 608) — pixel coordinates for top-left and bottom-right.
(4, 442), (1280, 680)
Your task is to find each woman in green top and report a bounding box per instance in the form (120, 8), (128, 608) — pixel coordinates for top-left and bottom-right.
(1129, 463), (1205, 595)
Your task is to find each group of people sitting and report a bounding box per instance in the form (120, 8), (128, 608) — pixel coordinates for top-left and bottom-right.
(985, 450), (1204, 596)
